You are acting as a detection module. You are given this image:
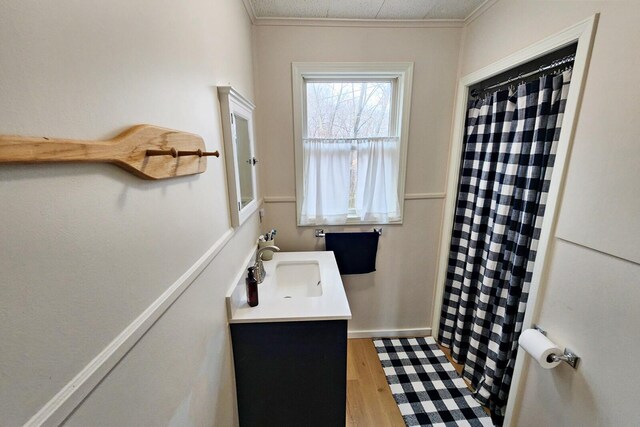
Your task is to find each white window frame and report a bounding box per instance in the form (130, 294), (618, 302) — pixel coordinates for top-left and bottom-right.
(291, 62), (414, 226)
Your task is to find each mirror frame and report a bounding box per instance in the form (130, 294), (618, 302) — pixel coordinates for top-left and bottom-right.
(218, 86), (259, 228)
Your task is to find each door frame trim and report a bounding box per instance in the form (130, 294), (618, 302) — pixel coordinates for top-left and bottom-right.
(429, 14), (598, 426)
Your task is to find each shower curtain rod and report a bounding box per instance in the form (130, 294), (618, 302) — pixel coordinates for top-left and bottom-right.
(473, 54), (575, 95)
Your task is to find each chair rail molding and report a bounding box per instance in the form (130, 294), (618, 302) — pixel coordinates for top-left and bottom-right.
(404, 192), (445, 200)
(24, 227), (241, 427)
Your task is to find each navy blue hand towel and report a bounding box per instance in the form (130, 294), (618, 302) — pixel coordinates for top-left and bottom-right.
(325, 232), (380, 275)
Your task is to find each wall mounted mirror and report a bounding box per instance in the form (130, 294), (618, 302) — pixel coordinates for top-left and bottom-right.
(218, 86), (259, 227)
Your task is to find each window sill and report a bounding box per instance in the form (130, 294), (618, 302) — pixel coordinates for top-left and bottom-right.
(297, 218), (403, 227)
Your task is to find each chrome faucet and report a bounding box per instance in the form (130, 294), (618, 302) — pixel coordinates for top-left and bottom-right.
(254, 244), (280, 283)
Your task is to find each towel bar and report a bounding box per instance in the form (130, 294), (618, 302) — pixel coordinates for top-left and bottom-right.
(315, 228), (382, 238)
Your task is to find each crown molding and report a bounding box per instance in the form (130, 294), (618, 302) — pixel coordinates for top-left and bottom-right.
(252, 17), (464, 28)
(241, 0), (256, 25)
(464, 0), (499, 24)
(243, 0), (497, 29)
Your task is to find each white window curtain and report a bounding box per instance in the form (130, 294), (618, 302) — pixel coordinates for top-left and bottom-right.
(300, 137), (401, 225)
(355, 138), (401, 222)
(300, 139), (352, 225)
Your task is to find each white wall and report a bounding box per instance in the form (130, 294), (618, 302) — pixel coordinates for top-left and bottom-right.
(5, 1), (637, 424)
(253, 25), (462, 335)
(460, 1), (640, 425)
(0, 0), (258, 425)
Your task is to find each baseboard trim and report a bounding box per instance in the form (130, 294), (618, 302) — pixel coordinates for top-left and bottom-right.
(24, 228), (236, 427)
(348, 327), (432, 339)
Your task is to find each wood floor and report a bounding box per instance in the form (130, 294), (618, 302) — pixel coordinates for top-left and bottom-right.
(345, 338), (490, 426)
(346, 339), (405, 426)
(439, 345), (465, 377)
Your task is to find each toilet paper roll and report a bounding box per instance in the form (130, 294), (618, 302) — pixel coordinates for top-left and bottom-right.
(518, 329), (562, 369)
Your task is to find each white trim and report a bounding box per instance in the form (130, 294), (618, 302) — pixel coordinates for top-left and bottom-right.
(225, 246), (261, 321)
(218, 86), (260, 228)
(264, 196), (296, 203)
(404, 192), (446, 200)
(291, 62), (414, 227)
(464, 0), (498, 25)
(243, 0), (494, 28)
(240, 0), (256, 25)
(428, 15), (598, 427)
(24, 228), (237, 427)
(503, 16), (599, 426)
(348, 327), (432, 339)
(263, 193), (445, 203)
(303, 136), (399, 141)
(218, 86), (255, 111)
(252, 17), (464, 28)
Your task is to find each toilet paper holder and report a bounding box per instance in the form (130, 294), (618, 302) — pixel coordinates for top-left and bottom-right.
(533, 325), (580, 369)
(549, 349), (580, 369)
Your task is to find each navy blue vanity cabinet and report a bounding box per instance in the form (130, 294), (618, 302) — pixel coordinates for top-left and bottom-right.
(230, 319), (348, 427)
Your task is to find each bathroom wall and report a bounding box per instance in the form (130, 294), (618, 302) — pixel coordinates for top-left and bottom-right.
(253, 24), (462, 336)
(460, 1), (640, 425)
(0, 0), (257, 425)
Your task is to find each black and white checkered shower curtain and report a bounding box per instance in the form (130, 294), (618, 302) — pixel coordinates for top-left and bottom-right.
(438, 70), (572, 425)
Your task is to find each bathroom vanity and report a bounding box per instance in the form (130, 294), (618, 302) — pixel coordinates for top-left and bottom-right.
(226, 252), (352, 427)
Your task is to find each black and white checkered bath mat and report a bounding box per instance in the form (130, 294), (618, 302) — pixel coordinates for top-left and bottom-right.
(374, 337), (493, 427)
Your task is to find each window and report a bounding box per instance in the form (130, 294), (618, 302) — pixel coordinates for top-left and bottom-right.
(292, 63), (413, 225)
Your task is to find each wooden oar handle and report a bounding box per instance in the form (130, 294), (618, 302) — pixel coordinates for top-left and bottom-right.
(0, 135), (112, 163)
(0, 125), (211, 179)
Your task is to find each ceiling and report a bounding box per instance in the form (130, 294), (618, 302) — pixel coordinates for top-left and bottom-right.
(247, 0), (489, 21)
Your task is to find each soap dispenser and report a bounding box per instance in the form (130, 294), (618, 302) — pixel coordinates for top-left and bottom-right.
(246, 266), (259, 307)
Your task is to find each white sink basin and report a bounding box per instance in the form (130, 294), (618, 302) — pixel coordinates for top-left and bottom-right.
(275, 261), (322, 298)
(226, 251), (351, 323)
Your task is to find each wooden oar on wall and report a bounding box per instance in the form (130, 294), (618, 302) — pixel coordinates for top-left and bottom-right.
(0, 124), (219, 180)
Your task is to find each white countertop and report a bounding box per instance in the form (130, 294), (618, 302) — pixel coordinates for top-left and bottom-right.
(226, 251), (352, 324)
